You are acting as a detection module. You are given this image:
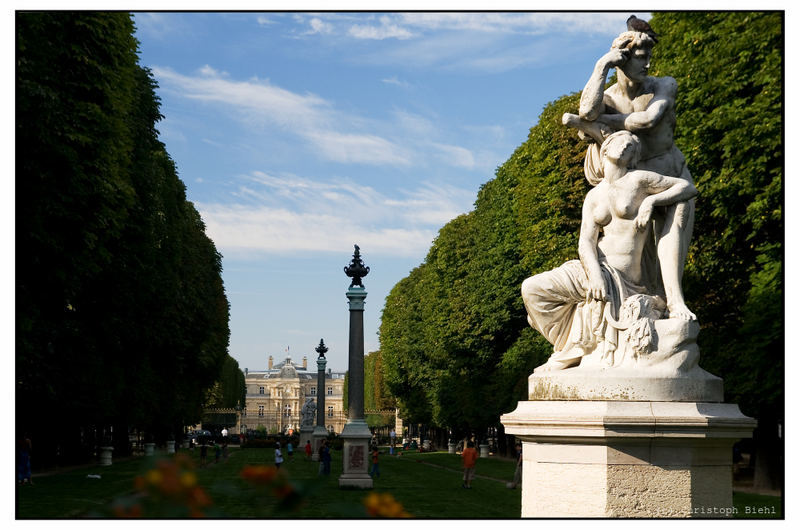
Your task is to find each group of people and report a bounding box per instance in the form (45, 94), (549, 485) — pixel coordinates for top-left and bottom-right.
(198, 438), (229, 467)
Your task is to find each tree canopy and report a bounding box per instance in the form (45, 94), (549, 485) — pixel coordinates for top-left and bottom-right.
(378, 12), (782, 441)
(17, 12), (232, 463)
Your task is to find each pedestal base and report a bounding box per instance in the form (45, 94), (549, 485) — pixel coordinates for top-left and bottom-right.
(529, 366), (723, 402)
(501, 400), (755, 518)
(310, 426), (328, 462)
(338, 420), (373, 489)
(99, 447), (113, 466)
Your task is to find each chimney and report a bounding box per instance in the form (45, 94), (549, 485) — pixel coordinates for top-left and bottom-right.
(268, 355), (273, 369)
(303, 356), (308, 369)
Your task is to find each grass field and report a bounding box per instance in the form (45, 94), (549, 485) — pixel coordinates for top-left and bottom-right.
(16, 447), (781, 519)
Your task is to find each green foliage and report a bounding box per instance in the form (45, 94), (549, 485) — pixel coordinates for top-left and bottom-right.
(16, 12), (231, 461)
(379, 12), (782, 439)
(364, 350), (394, 413)
(648, 12), (782, 420)
(206, 356), (247, 409)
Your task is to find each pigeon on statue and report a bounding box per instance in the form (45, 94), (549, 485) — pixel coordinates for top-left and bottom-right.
(626, 15), (659, 42)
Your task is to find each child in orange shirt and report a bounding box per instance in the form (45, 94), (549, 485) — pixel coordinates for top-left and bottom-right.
(461, 441), (478, 489)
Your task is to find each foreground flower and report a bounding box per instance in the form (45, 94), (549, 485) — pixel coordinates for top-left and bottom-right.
(240, 465), (278, 485)
(124, 456), (212, 517)
(364, 492), (412, 518)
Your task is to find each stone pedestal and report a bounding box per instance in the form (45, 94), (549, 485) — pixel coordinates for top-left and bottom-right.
(144, 443), (155, 456)
(99, 446), (113, 466)
(501, 400), (756, 517)
(311, 426), (328, 462)
(166, 440), (176, 454)
(529, 366), (723, 402)
(479, 443), (490, 458)
(338, 419), (373, 489)
(448, 442), (456, 454)
(300, 427), (314, 457)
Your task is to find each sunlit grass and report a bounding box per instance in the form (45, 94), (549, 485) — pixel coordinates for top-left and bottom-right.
(16, 448), (780, 519)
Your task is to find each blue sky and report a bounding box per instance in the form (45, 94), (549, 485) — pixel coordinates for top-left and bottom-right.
(131, 11), (658, 373)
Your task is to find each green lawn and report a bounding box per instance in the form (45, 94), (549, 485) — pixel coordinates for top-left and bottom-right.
(16, 448), (781, 519)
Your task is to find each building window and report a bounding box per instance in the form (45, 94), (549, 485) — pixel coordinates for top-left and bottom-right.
(327, 425), (334, 433)
(259, 386), (265, 394)
(310, 387), (316, 396)
(327, 406), (334, 417)
(284, 404), (292, 418)
(327, 387), (333, 396)
(258, 405), (264, 417)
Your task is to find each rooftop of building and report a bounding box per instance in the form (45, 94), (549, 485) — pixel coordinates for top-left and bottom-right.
(245, 355), (346, 379)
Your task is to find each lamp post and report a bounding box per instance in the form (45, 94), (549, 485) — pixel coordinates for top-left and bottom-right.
(338, 245), (373, 488)
(309, 339), (329, 461)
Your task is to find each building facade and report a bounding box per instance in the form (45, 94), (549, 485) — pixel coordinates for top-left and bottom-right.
(241, 355), (346, 434)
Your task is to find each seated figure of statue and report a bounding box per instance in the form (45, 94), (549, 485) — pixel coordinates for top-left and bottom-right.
(521, 130), (697, 372)
(562, 29), (697, 321)
(300, 398), (316, 427)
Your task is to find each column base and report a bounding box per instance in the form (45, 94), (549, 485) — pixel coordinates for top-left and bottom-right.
(501, 400), (755, 518)
(338, 419), (373, 489)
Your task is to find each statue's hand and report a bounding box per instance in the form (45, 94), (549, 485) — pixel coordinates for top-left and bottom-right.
(635, 199), (654, 231)
(603, 47), (630, 68)
(586, 274), (607, 302)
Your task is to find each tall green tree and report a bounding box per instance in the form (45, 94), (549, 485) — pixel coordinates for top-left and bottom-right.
(17, 12), (230, 464)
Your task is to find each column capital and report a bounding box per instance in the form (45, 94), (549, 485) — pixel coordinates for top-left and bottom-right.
(346, 287), (367, 310)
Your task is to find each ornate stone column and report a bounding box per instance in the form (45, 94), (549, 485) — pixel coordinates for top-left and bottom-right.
(310, 339), (329, 461)
(338, 245), (373, 488)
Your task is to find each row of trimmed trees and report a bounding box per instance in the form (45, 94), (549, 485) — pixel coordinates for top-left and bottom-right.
(378, 11), (782, 482)
(16, 13), (241, 467)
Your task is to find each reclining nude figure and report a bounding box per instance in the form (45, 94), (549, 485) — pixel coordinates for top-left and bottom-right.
(562, 29), (696, 321)
(521, 131), (697, 372)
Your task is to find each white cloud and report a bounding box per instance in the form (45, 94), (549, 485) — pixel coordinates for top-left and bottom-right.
(305, 131), (411, 165)
(382, 76), (411, 88)
(348, 16), (415, 40)
(256, 16), (276, 26)
(397, 12), (628, 35)
(151, 66), (409, 166)
(432, 143), (476, 169)
(308, 17), (334, 35)
(291, 12), (634, 41)
(196, 172), (475, 258)
(288, 12), (642, 73)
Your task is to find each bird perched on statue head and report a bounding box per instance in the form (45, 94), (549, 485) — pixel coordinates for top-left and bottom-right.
(626, 15), (658, 42)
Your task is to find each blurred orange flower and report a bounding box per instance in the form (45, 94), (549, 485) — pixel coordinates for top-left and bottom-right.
(363, 492), (411, 518)
(240, 465), (278, 485)
(123, 456), (213, 517)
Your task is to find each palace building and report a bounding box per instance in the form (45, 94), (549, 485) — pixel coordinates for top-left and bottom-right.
(241, 355), (346, 434)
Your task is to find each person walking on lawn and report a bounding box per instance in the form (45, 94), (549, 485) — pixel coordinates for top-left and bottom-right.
(369, 444), (380, 478)
(461, 441), (478, 489)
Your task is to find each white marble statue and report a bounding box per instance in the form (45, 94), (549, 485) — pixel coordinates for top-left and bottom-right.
(522, 27), (703, 373)
(301, 397), (316, 428)
(562, 29), (696, 321)
(522, 131), (696, 372)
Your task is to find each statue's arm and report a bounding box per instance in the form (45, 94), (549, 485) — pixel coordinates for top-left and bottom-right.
(634, 172), (697, 230)
(578, 192), (608, 301)
(579, 47), (631, 121)
(562, 113), (614, 144)
(597, 77), (677, 132)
